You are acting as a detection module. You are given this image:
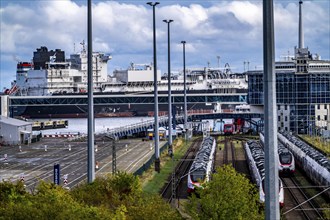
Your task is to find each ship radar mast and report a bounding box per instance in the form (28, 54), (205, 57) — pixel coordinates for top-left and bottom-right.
(80, 40), (86, 54)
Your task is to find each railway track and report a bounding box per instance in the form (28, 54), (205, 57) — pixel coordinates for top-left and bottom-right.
(223, 138), (236, 168)
(282, 176), (324, 220)
(0, 138), (159, 190)
(161, 138), (202, 203)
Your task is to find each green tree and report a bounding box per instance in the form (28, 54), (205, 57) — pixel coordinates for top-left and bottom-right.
(0, 181), (114, 219)
(71, 172), (181, 219)
(186, 165), (264, 220)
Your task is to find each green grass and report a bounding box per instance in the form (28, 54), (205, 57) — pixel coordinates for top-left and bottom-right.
(141, 137), (194, 194)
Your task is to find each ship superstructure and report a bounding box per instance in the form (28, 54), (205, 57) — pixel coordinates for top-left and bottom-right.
(101, 63), (247, 96)
(13, 44), (111, 96)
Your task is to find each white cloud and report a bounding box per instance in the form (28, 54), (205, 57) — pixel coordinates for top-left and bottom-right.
(0, 0), (329, 89)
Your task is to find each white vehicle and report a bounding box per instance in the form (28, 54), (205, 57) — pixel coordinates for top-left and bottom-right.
(245, 140), (284, 207)
(187, 137), (216, 193)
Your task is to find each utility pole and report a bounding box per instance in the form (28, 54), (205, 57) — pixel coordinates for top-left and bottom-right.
(263, 0), (280, 219)
(87, 0), (95, 183)
(181, 41), (187, 139)
(147, 2), (160, 172)
(163, 19), (174, 155)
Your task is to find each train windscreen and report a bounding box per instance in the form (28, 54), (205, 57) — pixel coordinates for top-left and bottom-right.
(191, 171), (206, 182)
(224, 125), (232, 131)
(279, 152), (292, 164)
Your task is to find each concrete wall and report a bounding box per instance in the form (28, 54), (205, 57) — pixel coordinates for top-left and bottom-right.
(0, 96), (8, 117)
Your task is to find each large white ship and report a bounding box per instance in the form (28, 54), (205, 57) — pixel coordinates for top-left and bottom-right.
(4, 44), (248, 118)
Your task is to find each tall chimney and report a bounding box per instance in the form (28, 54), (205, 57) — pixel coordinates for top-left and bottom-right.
(298, 0), (304, 49)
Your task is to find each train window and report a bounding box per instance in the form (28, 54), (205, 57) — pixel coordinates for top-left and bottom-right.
(191, 171), (206, 182)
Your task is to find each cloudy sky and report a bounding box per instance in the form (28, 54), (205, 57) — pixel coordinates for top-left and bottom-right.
(0, 0), (329, 89)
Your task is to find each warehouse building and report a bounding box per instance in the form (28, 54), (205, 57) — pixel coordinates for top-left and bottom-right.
(0, 116), (32, 145)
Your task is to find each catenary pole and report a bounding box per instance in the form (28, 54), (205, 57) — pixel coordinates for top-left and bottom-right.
(263, 0), (279, 219)
(87, 0), (95, 183)
(147, 2), (160, 172)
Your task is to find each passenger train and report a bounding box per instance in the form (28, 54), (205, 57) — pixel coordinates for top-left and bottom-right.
(244, 140), (284, 207)
(223, 124), (235, 135)
(187, 137), (216, 193)
(278, 131), (330, 198)
(259, 132), (295, 175)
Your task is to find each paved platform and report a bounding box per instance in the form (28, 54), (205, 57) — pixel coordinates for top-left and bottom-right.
(0, 136), (166, 189)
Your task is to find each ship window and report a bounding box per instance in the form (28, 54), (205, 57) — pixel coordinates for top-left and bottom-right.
(317, 115), (320, 121)
(325, 115), (328, 121)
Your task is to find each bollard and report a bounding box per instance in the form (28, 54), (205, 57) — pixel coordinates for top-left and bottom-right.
(125, 144), (128, 152)
(63, 174), (68, 185)
(44, 145), (47, 152)
(4, 153), (7, 161)
(95, 145), (98, 152)
(68, 144), (71, 151)
(95, 161), (99, 169)
(20, 173), (25, 183)
(19, 145), (22, 152)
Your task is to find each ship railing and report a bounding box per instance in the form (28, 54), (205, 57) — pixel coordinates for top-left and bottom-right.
(103, 115), (185, 136)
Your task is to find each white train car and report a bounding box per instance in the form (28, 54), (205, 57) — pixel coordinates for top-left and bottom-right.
(245, 140), (284, 207)
(187, 137), (216, 193)
(278, 131), (330, 198)
(259, 132), (295, 175)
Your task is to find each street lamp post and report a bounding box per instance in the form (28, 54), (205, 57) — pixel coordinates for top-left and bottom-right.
(163, 19), (174, 155)
(181, 41), (187, 138)
(87, 0), (95, 183)
(147, 2), (160, 172)
(326, 107), (329, 131)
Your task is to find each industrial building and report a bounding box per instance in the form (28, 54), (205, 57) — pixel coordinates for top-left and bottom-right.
(247, 1), (330, 134)
(0, 116), (32, 145)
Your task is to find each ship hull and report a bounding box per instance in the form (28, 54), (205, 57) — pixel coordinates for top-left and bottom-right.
(14, 103), (216, 119)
